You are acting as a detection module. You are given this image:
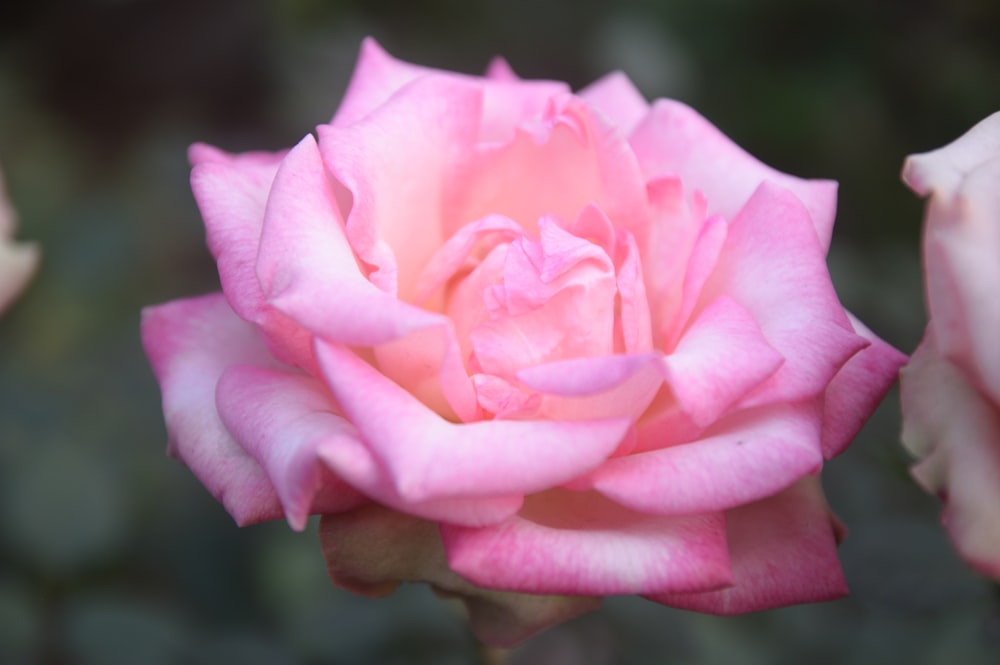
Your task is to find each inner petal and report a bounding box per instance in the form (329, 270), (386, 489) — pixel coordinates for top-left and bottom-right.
(469, 221), (617, 380)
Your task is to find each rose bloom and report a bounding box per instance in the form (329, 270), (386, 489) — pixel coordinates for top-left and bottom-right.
(142, 39), (905, 645)
(900, 111), (1000, 580)
(0, 164), (38, 313)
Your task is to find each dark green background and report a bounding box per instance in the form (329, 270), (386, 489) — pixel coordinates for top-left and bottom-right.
(1, 1), (999, 663)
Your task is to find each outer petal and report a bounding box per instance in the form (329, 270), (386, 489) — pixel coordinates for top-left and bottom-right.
(214, 365), (368, 530)
(441, 490), (731, 596)
(630, 99), (838, 252)
(0, 166), (38, 312)
(661, 296), (784, 428)
(314, 427), (523, 528)
(0, 240), (38, 313)
(330, 38), (430, 127)
(315, 340), (632, 503)
(216, 364), (519, 529)
(907, 150), (1000, 405)
(188, 143), (314, 370)
(820, 313), (907, 459)
(699, 182), (868, 408)
(900, 332), (1000, 578)
(584, 403), (824, 515)
(188, 142), (283, 320)
(578, 70), (650, 138)
(648, 477), (847, 614)
(0, 164), (16, 237)
(902, 111), (1000, 201)
(333, 39), (569, 144)
(485, 56), (518, 81)
(140, 293), (284, 525)
(319, 506), (600, 648)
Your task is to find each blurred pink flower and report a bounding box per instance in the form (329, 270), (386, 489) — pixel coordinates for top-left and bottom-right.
(142, 39), (905, 645)
(0, 165), (38, 313)
(901, 111), (1000, 579)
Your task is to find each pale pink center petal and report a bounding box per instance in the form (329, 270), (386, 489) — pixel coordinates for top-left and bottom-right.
(449, 96), (649, 244)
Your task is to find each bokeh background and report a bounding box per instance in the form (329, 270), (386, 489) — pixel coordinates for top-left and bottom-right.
(1, 1), (999, 663)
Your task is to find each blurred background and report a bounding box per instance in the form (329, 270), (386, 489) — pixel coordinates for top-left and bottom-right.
(1, 0), (999, 663)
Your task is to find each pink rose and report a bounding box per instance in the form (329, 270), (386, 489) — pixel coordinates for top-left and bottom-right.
(900, 111), (1000, 579)
(0, 164), (38, 313)
(142, 39), (905, 646)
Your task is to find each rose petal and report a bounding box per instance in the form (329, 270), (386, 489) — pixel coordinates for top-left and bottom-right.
(214, 365), (369, 530)
(441, 489), (731, 595)
(0, 167), (38, 312)
(585, 402), (824, 515)
(0, 164), (17, 236)
(205, 325), (516, 528)
(517, 353), (660, 397)
(321, 74), (482, 299)
(479, 215), (614, 317)
(900, 331), (1000, 578)
(641, 176), (725, 350)
(820, 313), (907, 459)
(315, 339), (632, 502)
(256, 133), (478, 421)
(648, 477), (847, 614)
(482, 56), (576, 139)
(414, 214), (524, 306)
(472, 373), (542, 419)
(188, 143), (282, 320)
(140, 293), (284, 525)
(333, 39), (569, 145)
(470, 222), (618, 378)
(447, 242), (509, 366)
(517, 353), (665, 422)
(630, 99), (838, 252)
(315, 428), (523, 527)
(662, 295), (785, 428)
(330, 38), (431, 127)
(452, 95), (650, 244)
(700, 182), (868, 408)
(578, 70), (650, 138)
(0, 239), (38, 313)
(470, 286), (615, 379)
(910, 153), (1000, 405)
(485, 56), (518, 81)
(319, 506), (600, 648)
(614, 225), (655, 353)
(902, 111), (1000, 200)
(188, 143), (314, 369)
